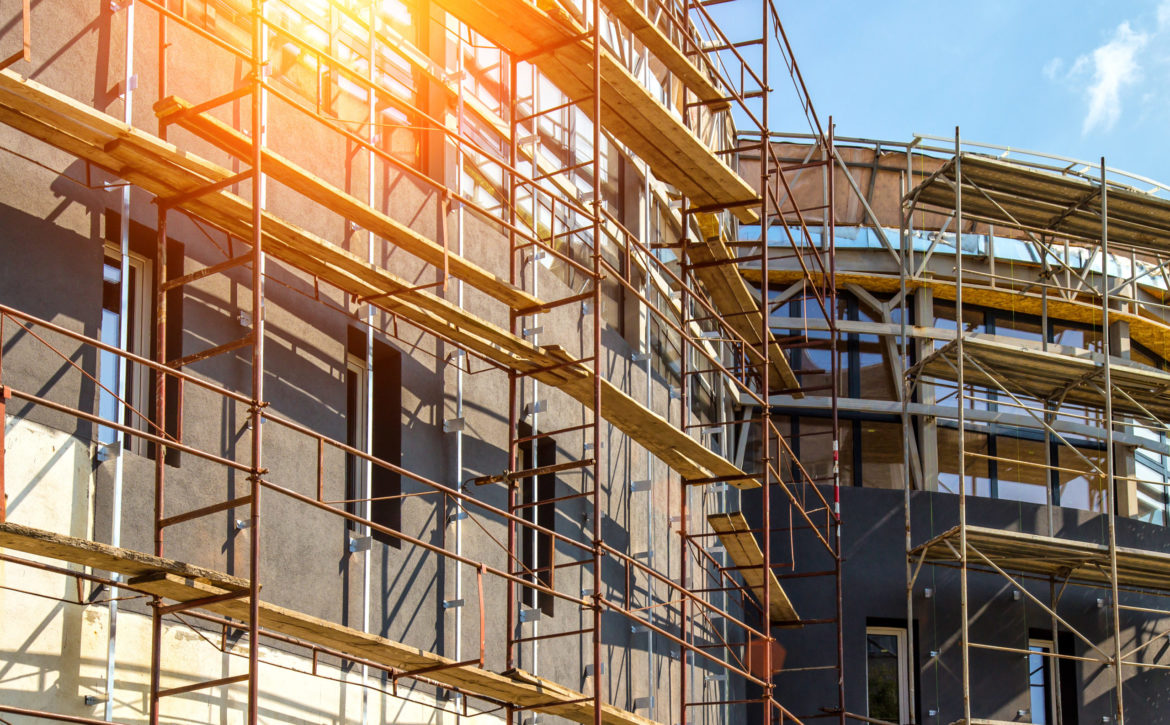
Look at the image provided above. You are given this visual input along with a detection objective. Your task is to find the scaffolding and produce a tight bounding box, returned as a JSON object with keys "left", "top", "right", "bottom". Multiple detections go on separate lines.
{"left": 0, "top": 1, "right": 842, "bottom": 725}
{"left": 900, "top": 130, "right": 1170, "bottom": 725}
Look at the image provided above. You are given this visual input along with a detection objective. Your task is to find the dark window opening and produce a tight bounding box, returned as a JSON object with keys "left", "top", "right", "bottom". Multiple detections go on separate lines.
{"left": 1029, "top": 629, "right": 1078, "bottom": 725}
{"left": 345, "top": 327, "right": 402, "bottom": 547}
{"left": 518, "top": 423, "right": 555, "bottom": 616}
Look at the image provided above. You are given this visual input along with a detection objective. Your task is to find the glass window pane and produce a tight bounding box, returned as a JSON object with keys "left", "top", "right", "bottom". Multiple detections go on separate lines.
{"left": 867, "top": 632, "right": 901, "bottom": 721}
{"left": 860, "top": 422, "right": 905, "bottom": 490}
{"left": 937, "top": 428, "right": 991, "bottom": 497}
{"left": 1028, "top": 643, "right": 1050, "bottom": 725}
{"left": 995, "top": 436, "right": 1050, "bottom": 507}
{"left": 1057, "top": 447, "right": 1106, "bottom": 512}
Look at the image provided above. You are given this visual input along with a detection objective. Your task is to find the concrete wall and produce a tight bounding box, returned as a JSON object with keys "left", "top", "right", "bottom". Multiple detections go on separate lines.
{"left": 0, "top": 2, "right": 746, "bottom": 723}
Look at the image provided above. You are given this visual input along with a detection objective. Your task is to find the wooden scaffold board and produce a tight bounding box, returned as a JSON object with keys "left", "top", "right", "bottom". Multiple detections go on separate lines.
{"left": 430, "top": 0, "right": 760, "bottom": 223}
{"left": 916, "top": 333, "right": 1170, "bottom": 421}
{"left": 912, "top": 524, "right": 1170, "bottom": 592}
{"left": 598, "top": 0, "right": 728, "bottom": 111}
{"left": 0, "top": 69, "right": 758, "bottom": 489}
{"left": 0, "top": 522, "right": 659, "bottom": 725}
{"left": 707, "top": 512, "right": 800, "bottom": 625}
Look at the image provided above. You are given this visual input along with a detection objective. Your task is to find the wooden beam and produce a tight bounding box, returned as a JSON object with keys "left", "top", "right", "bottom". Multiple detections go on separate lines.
{"left": 707, "top": 512, "right": 800, "bottom": 625}
{"left": 430, "top": 0, "right": 759, "bottom": 223}
{"left": 0, "top": 523, "right": 658, "bottom": 725}
{"left": 0, "top": 70, "right": 758, "bottom": 488}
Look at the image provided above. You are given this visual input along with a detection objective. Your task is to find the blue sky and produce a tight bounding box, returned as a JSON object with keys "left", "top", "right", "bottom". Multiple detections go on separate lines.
{"left": 756, "top": 1, "right": 1170, "bottom": 187}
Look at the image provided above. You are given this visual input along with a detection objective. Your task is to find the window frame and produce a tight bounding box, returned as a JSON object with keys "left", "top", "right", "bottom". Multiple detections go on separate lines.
{"left": 100, "top": 243, "right": 153, "bottom": 453}
{"left": 865, "top": 625, "right": 909, "bottom": 724}
{"left": 344, "top": 351, "right": 368, "bottom": 532}
{"left": 1027, "top": 638, "right": 1056, "bottom": 725}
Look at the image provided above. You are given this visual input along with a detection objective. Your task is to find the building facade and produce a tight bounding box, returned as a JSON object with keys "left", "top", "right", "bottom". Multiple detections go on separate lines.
{"left": 0, "top": 1, "right": 839, "bottom": 724}
{"left": 765, "top": 136, "right": 1170, "bottom": 724}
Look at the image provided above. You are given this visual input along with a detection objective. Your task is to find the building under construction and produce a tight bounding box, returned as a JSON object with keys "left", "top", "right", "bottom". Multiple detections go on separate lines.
{"left": 1, "top": 1, "right": 1169, "bottom": 724}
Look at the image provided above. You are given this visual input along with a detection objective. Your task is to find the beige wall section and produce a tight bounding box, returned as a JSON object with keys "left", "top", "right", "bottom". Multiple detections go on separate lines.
{"left": 1, "top": 414, "right": 96, "bottom": 721}
{"left": 0, "top": 416, "right": 501, "bottom": 724}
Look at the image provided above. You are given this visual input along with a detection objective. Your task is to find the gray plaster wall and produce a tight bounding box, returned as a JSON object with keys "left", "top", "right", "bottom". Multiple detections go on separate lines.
{"left": 0, "top": 1, "right": 747, "bottom": 723}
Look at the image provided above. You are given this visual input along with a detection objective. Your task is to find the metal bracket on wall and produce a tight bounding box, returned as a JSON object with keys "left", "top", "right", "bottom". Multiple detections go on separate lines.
{"left": 96, "top": 439, "right": 122, "bottom": 463}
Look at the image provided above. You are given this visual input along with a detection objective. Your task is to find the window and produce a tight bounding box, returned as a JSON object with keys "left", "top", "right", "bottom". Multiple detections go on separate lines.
{"left": 344, "top": 352, "right": 367, "bottom": 532}
{"left": 345, "top": 327, "right": 402, "bottom": 546}
{"left": 518, "top": 424, "right": 555, "bottom": 616}
{"left": 866, "top": 626, "right": 909, "bottom": 724}
{"left": 102, "top": 212, "right": 183, "bottom": 465}
{"left": 1027, "top": 639, "right": 1054, "bottom": 724}
{"left": 99, "top": 245, "right": 152, "bottom": 453}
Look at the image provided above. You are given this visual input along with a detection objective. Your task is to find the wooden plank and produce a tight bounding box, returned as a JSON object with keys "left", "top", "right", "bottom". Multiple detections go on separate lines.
{"left": 693, "top": 212, "right": 800, "bottom": 394}
{"left": 912, "top": 524, "right": 1170, "bottom": 592}
{"left": 0, "top": 70, "right": 759, "bottom": 488}
{"left": 918, "top": 334, "right": 1170, "bottom": 420}
{"left": 707, "top": 512, "right": 799, "bottom": 624}
{"left": 154, "top": 96, "right": 539, "bottom": 313}
{"left": 912, "top": 154, "right": 1170, "bottom": 254}
{"left": 0, "top": 521, "right": 249, "bottom": 589}
{"left": 429, "top": 0, "right": 759, "bottom": 223}
{"left": 0, "top": 523, "right": 658, "bottom": 725}
{"left": 599, "top": 0, "right": 728, "bottom": 110}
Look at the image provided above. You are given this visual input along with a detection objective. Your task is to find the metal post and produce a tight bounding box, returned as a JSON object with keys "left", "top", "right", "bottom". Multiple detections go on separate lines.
{"left": 760, "top": 2, "right": 773, "bottom": 720}
{"left": 246, "top": 0, "right": 266, "bottom": 720}
{"left": 955, "top": 128, "right": 971, "bottom": 725}
{"left": 900, "top": 143, "right": 917, "bottom": 725}
{"left": 827, "top": 119, "right": 845, "bottom": 725}
{"left": 360, "top": 5, "right": 376, "bottom": 720}
{"left": 590, "top": 2, "right": 604, "bottom": 723}
{"left": 106, "top": 0, "right": 135, "bottom": 712}
{"left": 505, "top": 53, "right": 519, "bottom": 718}
{"left": 148, "top": 201, "right": 168, "bottom": 725}
{"left": 1101, "top": 158, "right": 1125, "bottom": 725}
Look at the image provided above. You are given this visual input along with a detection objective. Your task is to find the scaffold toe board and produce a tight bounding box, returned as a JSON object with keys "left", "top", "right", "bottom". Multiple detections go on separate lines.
{"left": 153, "top": 96, "right": 541, "bottom": 314}
{"left": 693, "top": 212, "right": 801, "bottom": 394}
{"left": 0, "top": 68, "right": 759, "bottom": 491}
{"left": 430, "top": 0, "right": 760, "bottom": 223}
{"left": 598, "top": 0, "right": 729, "bottom": 111}
{"left": 0, "top": 522, "right": 660, "bottom": 725}
{"left": 916, "top": 334, "right": 1170, "bottom": 421}
{"left": 707, "top": 512, "right": 800, "bottom": 624}
{"left": 911, "top": 153, "right": 1170, "bottom": 251}
{"left": 911, "top": 524, "right": 1170, "bottom": 591}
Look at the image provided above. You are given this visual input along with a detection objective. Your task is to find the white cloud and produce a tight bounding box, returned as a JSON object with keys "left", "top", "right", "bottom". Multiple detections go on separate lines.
{"left": 1042, "top": 57, "right": 1064, "bottom": 81}
{"left": 1079, "top": 22, "right": 1148, "bottom": 134}
{"left": 1045, "top": 4, "right": 1170, "bottom": 136}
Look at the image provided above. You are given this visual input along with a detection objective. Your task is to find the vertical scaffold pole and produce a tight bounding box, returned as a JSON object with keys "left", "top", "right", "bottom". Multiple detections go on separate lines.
{"left": 246, "top": 0, "right": 266, "bottom": 720}
{"left": 760, "top": 1, "right": 774, "bottom": 720}
{"left": 955, "top": 127, "right": 971, "bottom": 725}
{"left": 827, "top": 119, "right": 845, "bottom": 725}
{"left": 590, "top": 1, "right": 604, "bottom": 723}
{"left": 1101, "top": 158, "right": 1125, "bottom": 725}
{"left": 505, "top": 54, "right": 519, "bottom": 689}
